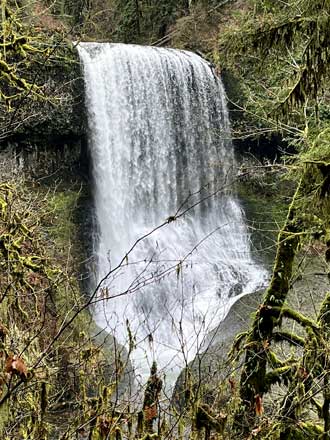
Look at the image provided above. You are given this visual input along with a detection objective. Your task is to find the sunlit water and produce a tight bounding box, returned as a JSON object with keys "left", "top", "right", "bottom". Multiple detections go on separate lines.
{"left": 78, "top": 43, "right": 268, "bottom": 388}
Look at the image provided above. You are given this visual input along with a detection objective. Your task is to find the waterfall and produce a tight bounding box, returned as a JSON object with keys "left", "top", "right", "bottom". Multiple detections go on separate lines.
{"left": 78, "top": 43, "right": 267, "bottom": 385}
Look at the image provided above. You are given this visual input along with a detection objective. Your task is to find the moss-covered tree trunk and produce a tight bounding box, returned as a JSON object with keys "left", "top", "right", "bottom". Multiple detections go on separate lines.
{"left": 234, "top": 180, "right": 303, "bottom": 433}
{"left": 230, "top": 158, "right": 330, "bottom": 435}
{"left": 277, "top": 291, "right": 330, "bottom": 439}
{"left": 313, "top": 293, "right": 330, "bottom": 439}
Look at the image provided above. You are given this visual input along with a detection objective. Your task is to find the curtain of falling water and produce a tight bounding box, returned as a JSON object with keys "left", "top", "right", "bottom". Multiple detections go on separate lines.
{"left": 78, "top": 43, "right": 267, "bottom": 385}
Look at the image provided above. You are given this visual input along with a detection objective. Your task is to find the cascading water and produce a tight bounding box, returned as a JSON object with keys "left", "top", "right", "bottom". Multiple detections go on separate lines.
{"left": 78, "top": 43, "right": 267, "bottom": 386}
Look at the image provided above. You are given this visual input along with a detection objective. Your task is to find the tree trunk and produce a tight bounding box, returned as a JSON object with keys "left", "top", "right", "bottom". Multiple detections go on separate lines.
{"left": 234, "top": 179, "right": 303, "bottom": 433}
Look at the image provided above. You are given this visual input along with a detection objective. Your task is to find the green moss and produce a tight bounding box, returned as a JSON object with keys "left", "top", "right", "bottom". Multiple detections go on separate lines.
{"left": 0, "top": 402, "right": 9, "bottom": 436}
{"left": 280, "top": 307, "right": 318, "bottom": 331}
{"left": 47, "top": 190, "right": 79, "bottom": 254}
{"left": 265, "top": 365, "right": 293, "bottom": 389}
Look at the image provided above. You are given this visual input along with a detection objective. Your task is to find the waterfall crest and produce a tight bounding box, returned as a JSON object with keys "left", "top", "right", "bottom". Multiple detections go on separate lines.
{"left": 78, "top": 43, "right": 267, "bottom": 383}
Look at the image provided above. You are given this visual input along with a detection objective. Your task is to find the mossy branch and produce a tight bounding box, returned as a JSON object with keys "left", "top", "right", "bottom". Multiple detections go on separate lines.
{"left": 280, "top": 307, "right": 319, "bottom": 331}
{"left": 272, "top": 331, "right": 305, "bottom": 347}
{"left": 265, "top": 365, "right": 293, "bottom": 390}
{"left": 267, "top": 350, "right": 288, "bottom": 368}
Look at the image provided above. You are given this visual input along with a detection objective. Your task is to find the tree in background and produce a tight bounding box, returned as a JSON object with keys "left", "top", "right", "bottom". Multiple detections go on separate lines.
{"left": 96, "top": 0, "right": 188, "bottom": 44}
{"left": 48, "top": 0, "right": 204, "bottom": 44}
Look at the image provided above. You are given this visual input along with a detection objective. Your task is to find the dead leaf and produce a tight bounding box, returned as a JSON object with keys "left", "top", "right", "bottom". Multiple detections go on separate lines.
{"left": 5, "top": 355, "right": 28, "bottom": 380}
{"left": 262, "top": 340, "right": 270, "bottom": 350}
{"left": 98, "top": 416, "right": 111, "bottom": 436}
{"left": 298, "top": 366, "right": 309, "bottom": 380}
{"left": 255, "top": 394, "right": 264, "bottom": 416}
{"left": 100, "top": 286, "right": 109, "bottom": 299}
{"left": 228, "top": 377, "right": 236, "bottom": 392}
{"left": 249, "top": 426, "right": 262, "bottom": 438}
{"left": 144, "top": 404, "right": 157, "bottom": 421}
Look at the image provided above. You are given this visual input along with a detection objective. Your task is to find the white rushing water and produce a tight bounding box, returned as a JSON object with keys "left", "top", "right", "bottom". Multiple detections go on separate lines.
{"left": 78, "top": 43, "right": 267, "bottom": 386}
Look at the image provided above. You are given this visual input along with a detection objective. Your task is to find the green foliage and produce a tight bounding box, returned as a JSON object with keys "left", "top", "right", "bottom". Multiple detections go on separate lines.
{"left": 46, "top": 189, "right": 80, "bottom": 260}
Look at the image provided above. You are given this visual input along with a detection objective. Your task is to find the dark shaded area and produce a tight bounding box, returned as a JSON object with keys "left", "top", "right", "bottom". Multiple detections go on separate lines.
{"left": 222, "top": 69, "right": 295, "bottom": 161}
{"left": 233, "top": 134, "right": 289, "bottom": 161}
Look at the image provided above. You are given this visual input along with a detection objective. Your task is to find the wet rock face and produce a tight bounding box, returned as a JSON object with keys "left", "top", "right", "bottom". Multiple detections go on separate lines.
{"left": 1, "top": 138, "right": 85, "bottom": 181}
